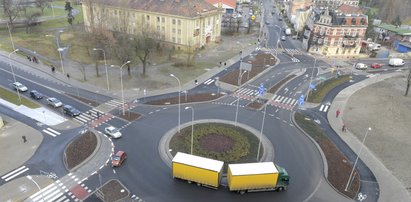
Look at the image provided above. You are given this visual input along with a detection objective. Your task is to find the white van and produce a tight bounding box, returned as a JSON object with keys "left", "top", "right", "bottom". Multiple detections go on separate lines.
{"left": 355, "top": 63, "right": 367, "bottom": 70}
{"left": 389, "top": 58, "right": 405, "bottom": 67}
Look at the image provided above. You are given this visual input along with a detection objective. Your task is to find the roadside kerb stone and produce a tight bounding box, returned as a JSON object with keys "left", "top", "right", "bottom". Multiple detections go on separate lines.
{"left": 158, "top": 119, "right": 274, "bottom": 168}
{"left": 327, "top": 72, "right": 411, "bottom": 202}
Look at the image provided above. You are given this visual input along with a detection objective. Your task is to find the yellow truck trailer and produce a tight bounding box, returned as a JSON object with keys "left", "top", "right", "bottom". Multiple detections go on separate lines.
{"left": 172, "top": 152, "right": 224, "bottom": 189}
{"left": 227, "top": 162, "right": 289, "bottom": 194}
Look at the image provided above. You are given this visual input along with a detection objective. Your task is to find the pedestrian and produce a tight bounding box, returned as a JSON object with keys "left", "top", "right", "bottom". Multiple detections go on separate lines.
{"left": 336, "top": 109, "right": 341, "bottom": 118}
{"left": 22, "top": 136, "right": 27, "bottom": 143}
{"left": 219, "top": 61, "right": 222, "bottom": 66}
{"left": 66, "top": 73, "right": 70, "bottom": 79}
{"left": 51, "top": 65, "right": 55, "bottom": 73}
{"left": 27, "top": 56, "right": 31, "bottom": 61}
{"left": 33, "top": 56, "right": 38, "bottom": 64}
{"left": 342, "top": 124, "right": 346, "bottom": 132}
{"left": 224, "top": 62, "right": 226, "bottom": 66}
{"left": 195, "top": 79, "right": 198, "bottom": 85}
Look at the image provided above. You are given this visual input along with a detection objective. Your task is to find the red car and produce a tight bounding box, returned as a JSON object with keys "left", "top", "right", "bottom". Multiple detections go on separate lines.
{"left": 371, "top": 63, "right": 382, "bottom": 69}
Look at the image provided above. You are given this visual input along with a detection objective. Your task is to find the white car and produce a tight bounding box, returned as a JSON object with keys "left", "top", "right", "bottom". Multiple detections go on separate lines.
{"left": 355, "top": 63, "right": 367, "bottom": 70}
{"left": 105, "top": 126, "right": 122, "bottom": 139}
{"left": 12, "top": 82, "right": 28, "bottom": 92}
{"left": 47, "top": 97, "right": 63, "bottom": 108}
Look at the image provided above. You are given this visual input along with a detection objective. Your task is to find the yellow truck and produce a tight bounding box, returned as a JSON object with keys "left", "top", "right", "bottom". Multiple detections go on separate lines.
{"left": 227, "top": 162, "right": 289, "bottom": 194}
{"left": 172, "top": 152, "right": 224, "bottom": 189}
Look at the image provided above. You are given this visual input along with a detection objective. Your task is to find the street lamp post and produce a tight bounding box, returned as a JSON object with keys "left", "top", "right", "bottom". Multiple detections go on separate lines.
{"left": 46, "top": 31, "right": 65, "bottom": 74}
{"left": 345, "top": 127, "right": 372, "bottom": 192}
{"left": 256, "top": 104, "right": 268, "bottom": 161}
{"left": 93, "top": 48, "right": 110, "bottom": 91}
{"left": 235, "top": 70, "right": 248, "bottom": 127}
{"left": 111, "top": 61, "right": 130, "bottom": 116}
{"left": 306, "top": 57, "right": 317, "bottom": 101}
{"left": 185, "top": 106, "right": 194, "bottom": 155}
{"left": 170, "top": 74, "right": 181, "bottom": 132}
{"left": 26, "top": 175, "right": 44, "bottom": 202}
{"left": 9, "top": 49, "right": 21, "bottom": 102}
{"left": 7, "top": 22, "right": 15, "bottom": 50}
{"left": 274, "top": 25, "right": 282, "bottom": 57}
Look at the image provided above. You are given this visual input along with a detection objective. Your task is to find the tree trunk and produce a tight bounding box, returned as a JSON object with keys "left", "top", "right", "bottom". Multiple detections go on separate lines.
{"left": 127, "top": 63, "right": 131, "bottom": 76}
{"left": 95, "top": 61, "right": 100, "bottom": 77}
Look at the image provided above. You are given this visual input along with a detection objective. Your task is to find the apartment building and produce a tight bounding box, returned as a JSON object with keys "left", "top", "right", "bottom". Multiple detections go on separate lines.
{"left": 312, "top": 0, "right": 359, "bottom": 9}
{"left": 82, "top": 0, "right": 222, "bottom": 50}
{"left": 303, "top": 7, "right": 368, "bottom": 57}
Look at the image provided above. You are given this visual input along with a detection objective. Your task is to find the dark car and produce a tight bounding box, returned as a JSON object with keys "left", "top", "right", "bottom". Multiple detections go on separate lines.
{"left": 112, "top": 151, "right": 127, "bottom": 167}
{"left": 29, "top": 90, "right": 43, "bottom": 100}
{"left": 62, "top": 105, "right": 81, "bottom": 117}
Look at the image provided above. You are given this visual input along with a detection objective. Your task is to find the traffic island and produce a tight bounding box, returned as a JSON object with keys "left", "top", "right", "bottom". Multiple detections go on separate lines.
{"left": 294, "top": 112, "right": 360, "bottom": 199}
{"left": 64, "top": 130, "right": 98, "bottom": 170}
{"left": 94, "top": 179, "right": 129, "bottom": 202}
{"left": 144, "top": 93, "right": 224, "bottom": 105}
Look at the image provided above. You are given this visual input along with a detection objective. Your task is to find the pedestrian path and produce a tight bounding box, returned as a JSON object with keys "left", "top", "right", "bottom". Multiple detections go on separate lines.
{"left": 284, "top": 48, "right": 305, "bottom": 56}
{"left": 73, "top": 109, "right": 105, "bottom": 125}
{"left": 1, "top": 166, "right": 29, "bottom": 182}
{"left": 203, "top": 78, "right": 215, "bottom": 86}
{"left": 42, "top": 127, "right": 61, "bottom": 137}
{"left": 26, "top": 173, "right": 92, "bottom": 202}
{"left": 226, "top": 89, "right": 299, "bottom": 110}
{"left": 319, "top": 104, "right": 330, "bottom": 112}
{"left": 103, "top": 99, "right": 123, "bottom": 108}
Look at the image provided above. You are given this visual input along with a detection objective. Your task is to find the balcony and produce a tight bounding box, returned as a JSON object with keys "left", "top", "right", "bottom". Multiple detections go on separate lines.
{"left": 344, "top": 34, "right": 357, "bottom": 38}
{"left": 342, "top": 42, "right": 356, "bottom": 48}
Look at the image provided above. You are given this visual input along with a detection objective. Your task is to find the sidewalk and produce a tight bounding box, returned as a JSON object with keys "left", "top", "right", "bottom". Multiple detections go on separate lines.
{"left": 327, "top": 72, "right": 411, "bottom": 202}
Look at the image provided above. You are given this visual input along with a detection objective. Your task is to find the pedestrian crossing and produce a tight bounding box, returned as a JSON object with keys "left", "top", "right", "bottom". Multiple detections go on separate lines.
{"left": 284, "top": 48, "right": 304, "bottom": 56}
{"left": 73, "top": 109, "right": 105, "bottom": 124}
{"left": 203, "top": 79, "right": 215, "bottom": 85}
{"left": 104, "top": 99, "right": 123, "bottom": 107}
{"left": 229, "top": 88, "right": 298, "bottom": 110}
{"left": 1, "top": 166, "right": 29, "bottom": 182}
{"left": 319, "top": 104, "right": 330, "bottom": 112}
{"left": 27, "top": 173, "right": 92, "bottom": 202}
{"left": 291, "top": 57, "right": 300, "bottom": 62}
{"left": 42, "top": 127, "right": 61, "bottom": 137}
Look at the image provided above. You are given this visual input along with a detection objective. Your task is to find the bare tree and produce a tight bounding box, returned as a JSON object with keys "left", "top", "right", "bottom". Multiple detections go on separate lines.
{"left": 35, "top": 0, "right": 49, "bottom": 14}
{"left": 131, "top": 25, "right": 160, "bottom": 75}
{"left": 112, "top": 32, "right": 134, "bottom": 76}
{"left": 21, "top": 7, "right": 41, "bottom": 33}
{"left": 1, "top": 0, "right": 23, "bottom": 31}
{"left": 186, "top": 40, "right": 199, "bottom": 67}
{"left": 405, "top": 67, "right": 411, "bottom": 96}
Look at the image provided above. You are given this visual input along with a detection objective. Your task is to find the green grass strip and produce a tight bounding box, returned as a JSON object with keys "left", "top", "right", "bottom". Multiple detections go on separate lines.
{"left": 0, "top": 87, "right": 40, "bottom": 109}
{"left": 294, "top": 112, "right": 326, "bottom": 141}
{"left": 307, "top": 75, "right": 350, "bottom": 103}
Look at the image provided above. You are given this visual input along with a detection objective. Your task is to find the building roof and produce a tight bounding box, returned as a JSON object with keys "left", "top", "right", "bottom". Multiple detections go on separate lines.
{"left": 206, "top": 0, "right": 237, "bottom": 8}
{"left": 337, "top": 4, "right": 363, "bottom": 15}
{"left": 228, "top": 162, "right": 278, "bottom": 176}
{"left": 378, "top": 23, "right": 411, "bottom": 36}
{"left": 172, "top": 152, "right": 224, "bottom": 172}
{"left": 94, "top": 0, "right": 219, "bottom": 18}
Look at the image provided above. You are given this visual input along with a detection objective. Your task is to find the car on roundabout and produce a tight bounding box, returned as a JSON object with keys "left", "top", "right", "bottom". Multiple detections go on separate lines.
{"left": 355, "top": 63, "right": 367, "bottom": 70}
{"left": 370, "top": 63, "right": 382, "bottom": 69}
{"left": 112, "top": 150, "right": 127, "bottom": 167}
{"left": 29, "top": 90, "right": 43, "bottom": 100}
{"left": 105, "top": 126, "right": 122, "bottom": 139}
{"left": 62, "top": 105, "right": 81, "bottom": 117}
{"left": 47, "top": 97, "right": 63, "bottom": 108}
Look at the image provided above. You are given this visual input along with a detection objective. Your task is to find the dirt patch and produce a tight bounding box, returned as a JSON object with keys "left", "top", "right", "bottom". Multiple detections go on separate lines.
{"left": 116, "top": 111, "right": 141, "bottom": 122}
{"left": 145, "top": 93, "right": 223, "bottom": 105}
{"left": 268, "top": 74, "right": 296, "bottom": 94}
{"left": 343, "top": 76, "right": 411, "bottom": 192}
{"left": 66, "top": 94, "right": 99, "bottom": 107}
{"left": 199, "top": 133, "right": 235, "bottom": 152}
{"left": 247, "top": 99, "right": 267, "bottom": 109}
{"left": 65, "top": 131, "right": 97, "bottom": 170}
{"left": 220, "top": 53, "right": 276, "bottom": 85}
{"left": 96, "top": 179, "right": 129, "bottom": 202}
{"left": 294, "top": 113, "right": 359, "bottom": 199}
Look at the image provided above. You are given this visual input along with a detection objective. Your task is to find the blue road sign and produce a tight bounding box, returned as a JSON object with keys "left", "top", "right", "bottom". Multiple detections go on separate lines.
{"left": 298, "top": 95, "right": 305, "bottom": 106}
{"left": 309, "top": 83, "right": 316, "bottom": 89}
{"left": 259, "top": 84, "right": 265, "bottom": 95}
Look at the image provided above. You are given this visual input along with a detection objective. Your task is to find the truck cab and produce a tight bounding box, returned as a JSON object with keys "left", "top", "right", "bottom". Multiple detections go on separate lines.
{"left": 276, "top": 165, "right": 290, "bottom": 191}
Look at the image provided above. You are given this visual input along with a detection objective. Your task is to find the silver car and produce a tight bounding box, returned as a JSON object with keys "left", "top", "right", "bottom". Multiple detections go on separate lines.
{"left": 105, "top": 126, "right": 122, "bottom": 139}
{"left": 47, "top": 97, "right": 63, "bottom": 108}
{"left": 12, "top": 82, "right": 28, "bottom": 92}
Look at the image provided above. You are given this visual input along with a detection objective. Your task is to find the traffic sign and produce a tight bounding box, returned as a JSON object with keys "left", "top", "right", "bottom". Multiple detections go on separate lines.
{"left": 298, "top": 94, "right": 305, "bottom": 106}
{"left": 309, "top": 83, "right": 316, "bottom": 89}
{"left": 258, "top": 84, "right": 265, "bottom": 95}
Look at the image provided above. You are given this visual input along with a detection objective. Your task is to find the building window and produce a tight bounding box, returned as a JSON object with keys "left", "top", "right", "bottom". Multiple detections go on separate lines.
{"left": 341, "top": 29, "right": 345, "bottom": 36}
{"left": 157, "top": 17, "right": 160, "bottom": 22}
{"left": 146, "top": 15, "right": 150, "bottom": 21}
{"left": 172, "top": 28, "right": 176, "bottom": 33}
{"left": 162, "top": 27, "right": 165, "bottom": 32}
{"left": 352, "top": 30, "right": 357, "bottom": 37}
{"left": 172, "top": 37, "right": 176, "bottom": 43}
{"left": 178, "top": 19, "right": 181, "bottom": 25}
{"left": 133, "top": 13, "right": 135, "bottom": 17}
{"left": 178, "top": 29, "right": 181, "bottom": 35}
{"left": 162, "top": 17, "right": 165, "bottom": 23}
{"left": 338, "top": 38, "right": 342, "bottom": 45}
{"left": 178, "top": 38, "right": 181, "bottom": 44}
{"left": 114, "top": 10, "right": 117, "bottom": 15}
{"left": 208, "top": 18, "right": 210, "bottom": 25}
{"left": 157, "top": 26, "right": 160, "bottom": 32}
{"left": 172, "top": 19, "right": 176, "bottom": 25}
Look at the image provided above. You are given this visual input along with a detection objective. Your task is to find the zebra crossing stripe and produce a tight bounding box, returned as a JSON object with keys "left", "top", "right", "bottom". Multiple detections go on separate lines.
{"left": 47, "top": 128, "right": 60, "bottom": 135}
{"left": 277, "top": 96, "right": 285, "bottom": 102}
{"left": 285, "top": 98, "right": 293, "bottom": 105}
{"left": 204, "top": 79, "right": 215, "bottom": 85}
{"left": 78, "top": 114, "right": 91, "bottom": 121}
{"left": 74, "top": 116, "right": 88, "bottom": 123}
{"left": 323, "top": 105, "right": 329, "bottom": 112}
{"left": 319, "top": 105, "right": 325, "bottom": 111}
{"left": 43, "top": 129, "right": 57, "bottom": 137}
{"left": 283, "top": 97, "right": 289, "bottom": 104}
{"left": 2, "top": 166, "right": 29, "bottom": 181}
{"left": 80, "top": 113, "right": 93, "bottom": 119}
{"left": 271, "top": 94, "right": 278, "bottom": 100}
{"left": 289, "top": 99, "right": 297, "bottom": 106}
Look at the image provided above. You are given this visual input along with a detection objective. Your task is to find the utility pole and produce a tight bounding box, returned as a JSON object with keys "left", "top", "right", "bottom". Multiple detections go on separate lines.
{"left": 405, "top": 67, "right": 411, "bottom": 96}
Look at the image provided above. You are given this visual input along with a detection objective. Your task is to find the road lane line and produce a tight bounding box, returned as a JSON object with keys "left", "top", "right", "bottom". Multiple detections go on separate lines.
{"left": 2, "top": 166, "right": 27, "bottom": 179}
{"left": 4, "top": 167, "right": 29, "bottom": 181}
{"left": 43, "top": 129, "right": 57, "bottom": 137}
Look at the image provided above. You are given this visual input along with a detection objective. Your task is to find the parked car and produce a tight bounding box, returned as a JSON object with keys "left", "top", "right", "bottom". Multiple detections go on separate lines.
{"left": 104, "top": 126, "right": 122, "bottom": 139}
{"left": 355, "top": 63, "right": 367, "bottom": 70}
{"left": 47, "top": 97, "right": 63, "bottom": 108}
{"left": 370, "top": 63, "right": 382, "bottom": 69}
{"left": 389, "top": 58, "right": 405, "bottom": 67}
{"left": 62, "top": 105, "right": 81, "bottom": 117}
{"left": 112, "top": 151, "right": 127, "bottom": 167}
{"left": 29, "top": 90, "right": 43, "bottom": 100}
{"left": 281, "top": 36, "right": 286, "bottom": 41}
{"left": 11, "top": 82, "right": 28, "bottom": 92}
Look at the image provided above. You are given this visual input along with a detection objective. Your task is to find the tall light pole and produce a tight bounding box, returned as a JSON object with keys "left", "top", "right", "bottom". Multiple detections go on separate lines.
{"left": 46, "top": 31, "right": 65, "bottom": 74}
{"left": 93, "top": 48, "right": 109, "bottom": 91}
{"left": 111, "top": 61, "right": 130, "bottom": 116}
{"left": 274, "top": 25, "right": 282, "bottom": 57}
{"left": 7, "top": 22, "right": 15, "bottom": 50}
{"left": 237, "top": 50, "right": 243, "bottom": 84}
{"left": 170, "top": 74, "right": 181, "bottom": 132}
{"left": 306, "top": 57, "right": 317, "bottom": 101}
{"left": 185, "top": 106, "right": 194, "bottom": 155}
{"left": 345, "top": 127, "right": 372, "bottom": 192}
{"left": 235, "top": 70, "right": 248, "bottom": 127}
{"left": 256, "top": 104, "right": 268, "bottom": 161}
{"left": 9, "top": 49, "right": 21, "bottom": 102}
{"left": 26, "top": 175, "right": 44, "bottom": 202}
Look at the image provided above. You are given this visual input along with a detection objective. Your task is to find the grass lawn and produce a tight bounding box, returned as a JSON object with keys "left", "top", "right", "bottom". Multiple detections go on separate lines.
{"left": 307, "top": 75, "right": 350, "bottom": 103}
{"left": 0, "top": 87, "right": 40, "bottom": 109}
